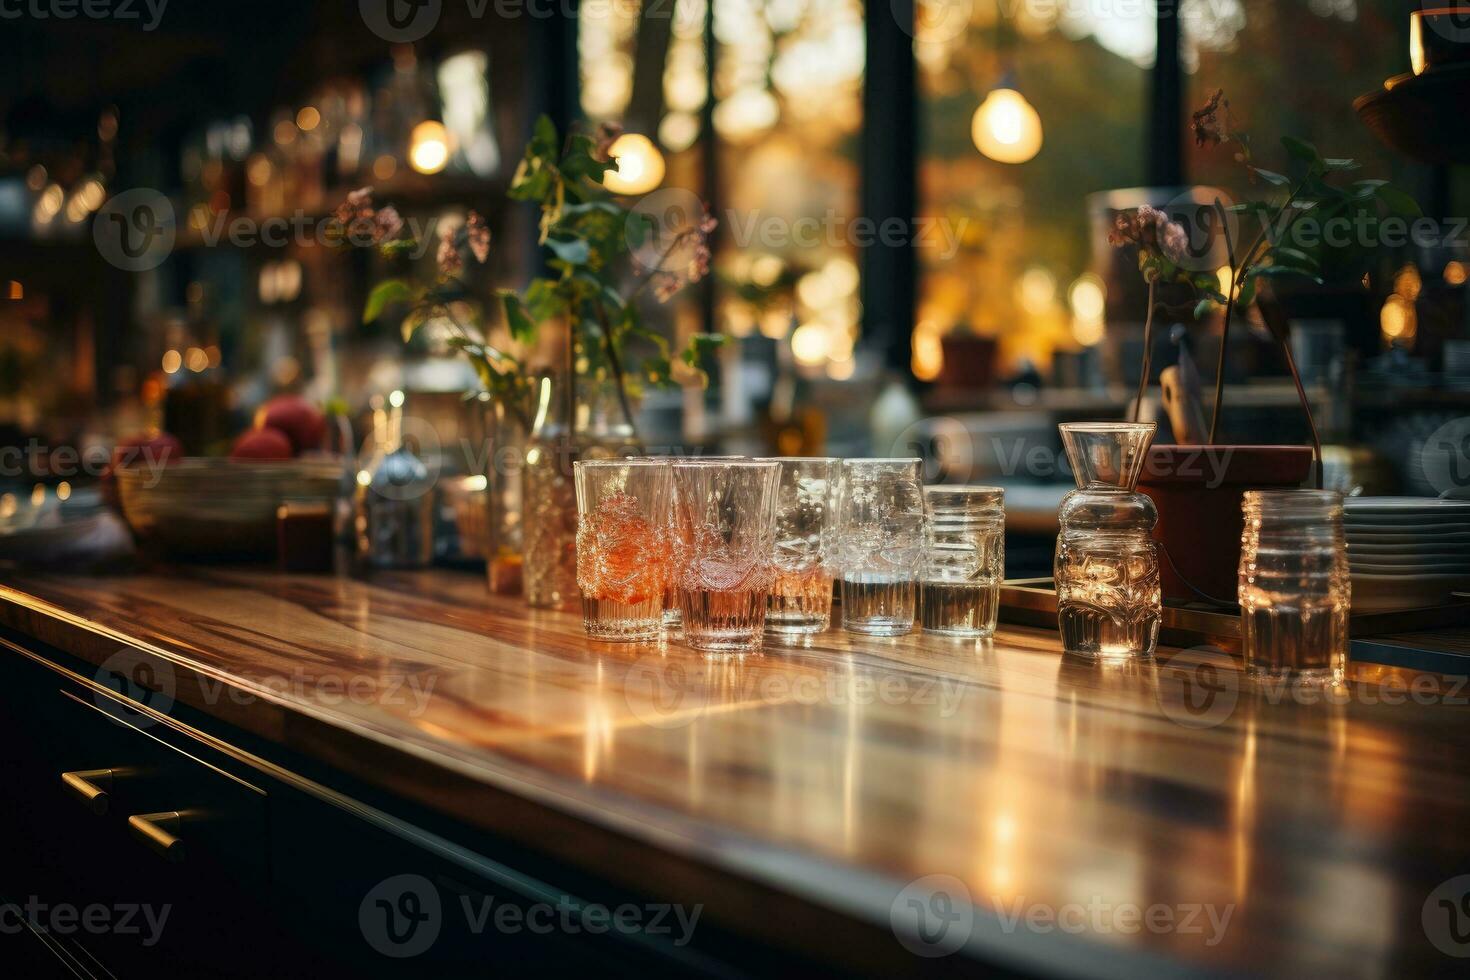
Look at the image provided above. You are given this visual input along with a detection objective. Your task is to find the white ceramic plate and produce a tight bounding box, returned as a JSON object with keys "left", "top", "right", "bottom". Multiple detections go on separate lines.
{"left": 1350, "top": 573, "right": 1470, "bottom": 612}
{"left": 1345, "top": 497, "right": 1470, "bottom": 513}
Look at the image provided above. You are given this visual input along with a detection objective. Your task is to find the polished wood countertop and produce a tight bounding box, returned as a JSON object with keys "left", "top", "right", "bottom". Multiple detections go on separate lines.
{"left": 1, "top": 567, "right": 1468, "bottom": 977}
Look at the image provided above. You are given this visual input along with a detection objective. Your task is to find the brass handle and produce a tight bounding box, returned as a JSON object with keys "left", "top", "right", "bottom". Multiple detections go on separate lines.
{"left": 62, "top": 769, "right": 115, "bottom": 815}
{"left": 128, "top": 811, "right": 185, "bottom": 863}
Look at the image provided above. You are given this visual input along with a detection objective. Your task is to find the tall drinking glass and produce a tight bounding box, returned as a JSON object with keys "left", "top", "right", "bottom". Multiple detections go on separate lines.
{"left": 1239, "top": 489, "right": 1349, "bottom": 684}
{"left": 634, "top": 454, "right": 744, "bottom": 630}
{"left": 921, "top": 486, "right": 1005, "bottom": 637}
{"left": 671, "top": 460, "right": 781, "bottom": 653}
{"left": 765, "top": 457, "right": 839, "bottom": 636}
{"left": 833, "top": 458, "right": 926, "bottom": 636}
{"left": 574, "top": 459, "right": 671, "bottom": 641}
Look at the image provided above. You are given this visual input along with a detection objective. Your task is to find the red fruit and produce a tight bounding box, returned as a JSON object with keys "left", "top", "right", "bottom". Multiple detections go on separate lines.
{"left": 230, "top": 426, "right": 294, "bottom": 460}
{"left": 254, "top": 395, "right": 326, "bottom": 455}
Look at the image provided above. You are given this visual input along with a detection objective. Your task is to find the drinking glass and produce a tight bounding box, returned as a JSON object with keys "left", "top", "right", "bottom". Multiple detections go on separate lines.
{"left": 671, "top": 460, "right": 781, "bottom": 653}
{"left": 1055, "top": 422, "right": 1161, "bottom": 659}
{"left": 921, "top": 486, "right": 1005, "bottom": 637}
{"left": 832, "top": 458, "right": 926, "bottom": 636}
{"left": 765, "top": 457, "right": 839, "bottom": 636}
{"left": 574, "top": 459, "right": 672, "bottom": 641}
{"left": 1239, "top": 489, "right": 1350, "bottom": 684}
{"left": 631, "top": 455, "right": 744, "bottom": 630}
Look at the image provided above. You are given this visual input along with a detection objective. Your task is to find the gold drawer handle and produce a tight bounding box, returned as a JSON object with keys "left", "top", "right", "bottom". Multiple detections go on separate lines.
{"left": 61, "top": 769, "right": 115, "bottom": 816}
{"left": 128, "top": 811, "right": 186, "bottom": 864}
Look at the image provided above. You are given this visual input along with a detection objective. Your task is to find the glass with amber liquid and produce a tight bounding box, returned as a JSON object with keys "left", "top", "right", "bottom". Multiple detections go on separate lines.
{"left": 574, "top": 460, "right": 671, "bottom": 641}
{"left": 765, "top": 457, "right": 838, "bottom": 636}
{"left": 671, "top": 460, "right": 781, "bottom": 653}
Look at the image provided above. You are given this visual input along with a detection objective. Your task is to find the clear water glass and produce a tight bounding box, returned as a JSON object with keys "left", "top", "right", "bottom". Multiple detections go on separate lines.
{"left": 574, "top": 459, "right": 672, "bottom": 641}
{"left": 671, "top": 460, "right": 781, "bottom": 653}
{"left": 1055, "top": 423, "right": 1161, "bottom": 659}
{"left": 1239, "top": 490, "right": 1349, "bottom": 684}
{"left": 921, "top": 486, "right": 1005, "bottom": 637}
{"left": 765, "top": 457, "right": 839, "bottom": 636}
{"left": 833, "top": 458, "right": 926, "bottom": 636}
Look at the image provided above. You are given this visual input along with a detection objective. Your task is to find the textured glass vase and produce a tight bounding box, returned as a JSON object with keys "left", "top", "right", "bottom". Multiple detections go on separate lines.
{"left": 523, "top": 374, "right": 637, "bottom": 610}
{"left": 1055, "top": 423, "right": 1161, "bottom": 659}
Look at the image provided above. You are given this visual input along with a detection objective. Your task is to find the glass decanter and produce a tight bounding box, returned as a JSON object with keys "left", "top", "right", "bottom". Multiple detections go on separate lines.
{"left": 1055, "top": 423, "right": 1161, "bottom": 659}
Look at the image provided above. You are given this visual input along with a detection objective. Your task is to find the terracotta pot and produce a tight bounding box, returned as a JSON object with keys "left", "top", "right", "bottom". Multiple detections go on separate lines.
{"left": 1139, "top": 446, "right": 1314, "bottom": 604}
{"left": 937, "top": 335, "right": 997, "bottom": 391}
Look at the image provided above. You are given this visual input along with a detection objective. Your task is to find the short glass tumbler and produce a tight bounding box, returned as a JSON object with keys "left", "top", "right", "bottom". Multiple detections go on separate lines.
{"left": 639, "top": 455, "right": 743, "bottom": 631}
{"left": 671, "top": 460, "right": 781, "bottom": 653}
{"left": 1054, "top": 423, "right": 1162, "bottom": 659}
{"left": 921, "top": 487, "right": 1005, "bottom": 637}
{"left": 766, "top": 457, "right": 839, "bottom": 635}
{"left": 1239, "top": 490, "right": 1350, "bottom": 684}
{"left": 833, "top": 458, "right": 926, "bottom": 636}
{"left": 574, "top": 459, "right": 672, "bottom": 641}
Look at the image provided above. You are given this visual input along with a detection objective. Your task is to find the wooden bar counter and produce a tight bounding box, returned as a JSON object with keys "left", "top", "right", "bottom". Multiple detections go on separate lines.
{"left": 0, "top": 566, "right": 1467, "bottom": 977}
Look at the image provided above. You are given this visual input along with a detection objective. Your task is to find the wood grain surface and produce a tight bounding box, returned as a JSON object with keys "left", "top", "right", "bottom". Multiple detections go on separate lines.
{"left": 1, "top": 566, "right": 1467, "bottom": 978}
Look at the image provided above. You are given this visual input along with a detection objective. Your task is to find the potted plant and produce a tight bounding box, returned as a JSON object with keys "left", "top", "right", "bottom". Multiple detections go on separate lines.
{"left": 1109, "top": 90, "right": 1419, "bottom": 603}
{"left": 338, "top": 118, "right": 723, "bottom": 606}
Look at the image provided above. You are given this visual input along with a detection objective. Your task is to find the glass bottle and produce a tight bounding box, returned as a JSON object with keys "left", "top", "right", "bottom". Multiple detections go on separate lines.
{"left": 1055, "top": 423, "right": 1161, "bottom": 659}
{"left": 522, "top": 373, "right": 638, "bottom": 610}
{"left": 354, "top": 393, "right": 434, "bottom": 570}
{"left": 1239, "top": 490, "right": 1349, "bottom": 684}
{"left": 476, "top": 394, "right": 527, "bottom": 595}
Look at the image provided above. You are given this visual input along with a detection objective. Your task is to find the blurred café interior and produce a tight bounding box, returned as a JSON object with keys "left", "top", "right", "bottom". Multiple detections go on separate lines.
{"left": 0, "top": 0, "right": 1467, "bottom": 575}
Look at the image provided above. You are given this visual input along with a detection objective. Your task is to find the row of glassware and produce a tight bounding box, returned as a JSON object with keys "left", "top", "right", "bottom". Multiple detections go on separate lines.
{"left": 573, "top": 456, "right": 1004, "bottom": 653}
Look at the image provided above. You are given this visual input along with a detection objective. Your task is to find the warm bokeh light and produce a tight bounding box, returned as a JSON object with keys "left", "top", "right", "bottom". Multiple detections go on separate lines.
{"left": 372, "top": 155, "right": 398, "bottom": 181}
{"left": 161, "top": 350, "right": 182, "bottom": 374}
{"left": 971, "top": 88, "right": 1043, "bottom": 164}
{"left": 1072, "top": 316, "right": 1106, "bottom": 347}
{"left": 1068, "top": 275, "right": 1106, "bottom": 322}
{"left": 409, "top": 121, "right": 451, "bottom": 174}
{"left": 1381, "top": 294, "right": 1416, "bottom": 340}
{"left": 57, "top": 482, "right": 71, "bottom": 502}
{"left": 185, "top": 347, "right": 209, "bottom": 372}
{"left": 603, "top": 133, "right": 665, "bottom": 195}
{"left": 912, "top": 320, "right": 944, "bottom": 381}
{"left": 1446, "top": 261, "right": 1468, "bottom": 287}
{"left": 296, "top": 106, "right": 320, "bottom": 131}
{"left": 1017, "top": 267, "right": 1057, "bottom": 316}
{"left": 790, "top": 323, "right": 830, "bottom": 366}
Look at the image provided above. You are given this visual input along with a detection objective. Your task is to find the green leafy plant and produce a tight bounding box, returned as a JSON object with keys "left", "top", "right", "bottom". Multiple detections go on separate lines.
{"left": 1111, "top": 90, "right": 1420, "bottom": 485}
{"left": 343, "top": 117, "right": 723, "bottom": 436}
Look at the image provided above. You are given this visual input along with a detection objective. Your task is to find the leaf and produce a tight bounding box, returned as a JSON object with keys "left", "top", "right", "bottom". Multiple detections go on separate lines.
{"left": 1236, "top": 279, "right": 1256, "bottom": 308}
{"left": 680, "top": 333, "right": 726, "bottom": 368}
{"left": 1323, "top": 158, "right": 1360, "bottom": 172}
{"left": 1281, "top": 136, "right": 1320, "bottom": 164}
{"left": 1250, "top": 265, "right": 1323, "bottom": 284}
{"left": 1351, "top": 179, "right": 1388, "bottom": 200}
{"left": 1375, "top": 184, "right": 1422, "bottom": 218}
{"left": 1252, "top": 168, "right": 1291, "bottom": 187}
{"left": 1270, "top": 246, "right": 1320, "bottom": 271}
{"left": 545, "top": 236, "right": 590, "bottom": 265}
{"left": 365, "top": 279, "right": 414, "bottom": 325}
{"left": 1193, "top": 298, "right": 1216, "bottom": 321}
{"left": 498, "top": 292, "right": 538, "bottom": 346}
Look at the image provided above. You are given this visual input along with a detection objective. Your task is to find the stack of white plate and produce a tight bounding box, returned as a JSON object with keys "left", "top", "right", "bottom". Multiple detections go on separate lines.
{"left": 1346, "top": 497, "right": 1470, "bottom": 612}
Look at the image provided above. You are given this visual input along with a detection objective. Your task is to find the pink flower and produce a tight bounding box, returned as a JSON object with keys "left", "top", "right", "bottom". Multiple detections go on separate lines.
{"left": 465, "top": 210, "right": 491, "bottom": 264}
{"left": 375, "top": 205, "right": 404, "bottom": 242}
{"left": 1192, "top": 89, "right": 1227, "bottom": 148}
{"left": 1109, "top": 205, "right": 1187, "bottom": 265}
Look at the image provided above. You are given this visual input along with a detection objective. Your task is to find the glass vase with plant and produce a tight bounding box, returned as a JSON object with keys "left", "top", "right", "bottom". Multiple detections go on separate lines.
{"left": 337, "top": 117, "right": 723, "bottom": 607}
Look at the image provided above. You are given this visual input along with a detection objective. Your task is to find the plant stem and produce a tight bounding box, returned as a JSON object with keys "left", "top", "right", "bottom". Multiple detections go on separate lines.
{"left": 593, "top": 302, "right": 640, "bottom": 441}
{"left": 1132, "top": 280, "right": 1157, "bottom": 423}
{"left": 1278, "top": 326, "right": 1323, "bottom": 489}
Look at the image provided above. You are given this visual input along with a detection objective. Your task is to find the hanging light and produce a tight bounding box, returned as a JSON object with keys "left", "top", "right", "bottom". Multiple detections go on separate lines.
{"left": 409, "top": 121, "right": 451, "bottom": 175}
{"left": 971, "top": 84, "right": 1043, "bottom": 165}
{"left": 603, "top": 133, "right": 665, "bottom": 195}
